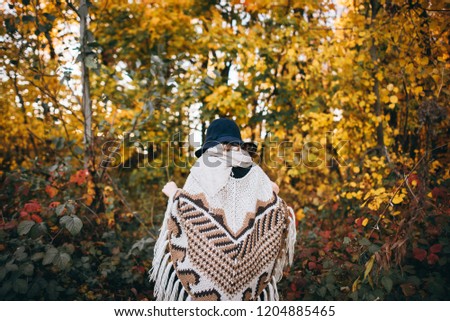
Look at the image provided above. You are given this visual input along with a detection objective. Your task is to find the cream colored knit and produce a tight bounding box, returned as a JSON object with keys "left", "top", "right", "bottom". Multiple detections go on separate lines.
{"left": 149, "top": 165, "right": 296, "bottom": 301}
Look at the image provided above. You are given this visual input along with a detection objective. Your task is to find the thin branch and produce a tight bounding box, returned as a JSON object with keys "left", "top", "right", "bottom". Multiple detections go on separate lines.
{"left": 105, "top": 173, "right": 157, "bottom": 240}
{"left": 368, "top": 143, "right": 449, "bottom": 238}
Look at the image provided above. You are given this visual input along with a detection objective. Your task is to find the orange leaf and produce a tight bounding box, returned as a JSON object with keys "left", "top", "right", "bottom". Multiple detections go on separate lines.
{"left": 70, "top": 169, "right": 89, "bottom": 185}
{"left": 45, "top": 185, "right": 59, "bottom": 198}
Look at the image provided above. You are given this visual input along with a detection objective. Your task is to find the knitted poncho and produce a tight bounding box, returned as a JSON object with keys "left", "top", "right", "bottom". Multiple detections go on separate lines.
{"left": 149, "top": 164, "right": 296, "bottom": 301}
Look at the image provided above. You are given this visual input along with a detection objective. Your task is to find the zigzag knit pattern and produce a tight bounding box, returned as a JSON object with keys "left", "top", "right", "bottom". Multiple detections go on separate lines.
{"left": 149, "top": 165, "right": 296, "bottom": 301}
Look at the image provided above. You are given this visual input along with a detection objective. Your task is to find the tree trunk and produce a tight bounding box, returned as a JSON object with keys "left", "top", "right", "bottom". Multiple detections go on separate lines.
{"left": 369, "top": 0, "right": 390, "bottom": 162}
{"left": 79, "top": 0, "right": 93, "bottom": 170}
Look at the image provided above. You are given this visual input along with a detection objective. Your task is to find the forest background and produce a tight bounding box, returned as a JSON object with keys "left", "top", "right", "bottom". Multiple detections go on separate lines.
{"left": 0, "top": 0, "right": 449, "bottom": 300}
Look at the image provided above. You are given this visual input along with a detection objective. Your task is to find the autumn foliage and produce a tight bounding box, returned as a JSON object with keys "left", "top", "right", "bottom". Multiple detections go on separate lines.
{"left": 0, "top": 0, "right": 449, "bottom": 300}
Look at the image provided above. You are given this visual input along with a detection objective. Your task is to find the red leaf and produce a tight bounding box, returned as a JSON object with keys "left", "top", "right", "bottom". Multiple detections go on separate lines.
{"left": 49, "top": 201, "right": 61, "bottom": 208}
{"left": 31, "top": 214, "right": 43, "bottom": 224}
{"left": 427, "top": 253, "right": 439, "bottom": 265}
{"left": 332, "top": 203, "right": 339, "bottom": 211}
{"left": 431, "top": 187, "right": 447, "bottom": 199}
{"left": 20, "top": 211, "right": 29, "bottom": 219}
{"left": 412, "top": 248, "right": 427, "bottom": 261}
{"left": 319, "top": 230, "right": 331, "bottom": 239}
{"left": 430, "top": 243, "right": 442, "bottom": 254}
{"left": 308, "top": 262, "right": 317, "bottom": 270}
{"left": 23, "top": 200, "right": 42, "bottom": 213}
{"left": 407, "top": 174, "right": 420, "bottom": 188}
{"left": 290, "top": 283, "right": 297, "bottom": 292}
{"left": 355, "top": 218, "right": 363, "bottom": 227}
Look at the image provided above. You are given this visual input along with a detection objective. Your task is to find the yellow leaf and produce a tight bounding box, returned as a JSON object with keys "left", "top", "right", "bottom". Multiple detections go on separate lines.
{"left": 296, "top": 209, "right": 305, "bottom": 221}
{"left": 362, "top": 218, "right": 369, "bottom": 226}
{"left": 392, "top": 193, "right": 404, "bottom": 204}
{"left": 364, "top": 255, "right": 375, "bottom": 280}
{"left": 389, "top": 95, "right": 398, "bottom": 104}
{"left": 387, "top": 83, "right": 394, "bottom": 91}
{"left": 373, "top": 187, "right": 386, "bottom": 195}
{"left": 352, "top": 277, "right": 360, "bottom": 292}
{"left": 413, "top": 86, "right": 423, "bottom": 96}
{"left": 363, "top": 191, "right": 372, "bottom": 200}
{"left": 419, "top": 56, "right": 429, "bottom": 66}
{"left": 353, "top": 167, "right": 360, "bottom": 174}
{"left": 368, "top": 198, "right": 382, "bottom": 211}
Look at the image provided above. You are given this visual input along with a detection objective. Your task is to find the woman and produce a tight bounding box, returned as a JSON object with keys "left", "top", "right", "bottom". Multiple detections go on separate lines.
{"left": 149, "top": 118, "right": 296, "bottom": 301}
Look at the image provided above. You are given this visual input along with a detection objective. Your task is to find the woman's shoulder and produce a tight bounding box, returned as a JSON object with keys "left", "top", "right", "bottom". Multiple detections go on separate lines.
{"left": 249, "top": 164, "right": 272, "bottom": 181}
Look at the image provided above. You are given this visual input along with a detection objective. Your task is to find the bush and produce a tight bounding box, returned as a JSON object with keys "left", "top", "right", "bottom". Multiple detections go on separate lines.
{"left": 0, "top": 162, "right": 159, "bottom": 300}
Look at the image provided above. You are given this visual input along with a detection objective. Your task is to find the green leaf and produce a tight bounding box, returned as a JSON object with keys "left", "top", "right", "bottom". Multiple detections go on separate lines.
{"left": 5, "top": 261, "right": 18, "bottom": 272}
{"left": 343, "top": 237, "right": 351, "bottom": 245}
{"left": 55, "top": 204, "right": 65, "bottom": 216}
{"left": 0, "top": 267, "right": 6, "bottom": 282}
{"left": 5, "top": 17, "right": 16, "bottom": 33}
{"left": 73, "top": 145, "right": 83, "bottom": 155}
{"left": 85, "top": 54, "right": 99, "bottom": 69}
{"left": 54, "top": 253, "right": 71, "bottom": 270}
{"left": 18, "top": 220, "right": 35, "bottom": 236}
{"left": 317, "top": 286, "right": 327, "bottom": 297}
{"left": 369, "top": 244, "right": 381, "bottom": 254}
{"left": 13, "top": 278, "right": 28, "bottom": 294}
{"left": 43, "top": 246, "right": 58, "bottom": 265}
{"left": 13, "top": 246, "right": 27, "bottom": 261}
{"left": 31, "top": 252, "right": 44, "bottom": 262}
{"left": 86, "top": 30, "right": 95, "bottom": 42}
{"left": 29, "top": 222, "right": 47, "bottom": 239}
{"left": 0, "top": 280, "right": 12, "bottom": 297}
{"left": 60, "top": 215, "right": 83, "bottom": 236}
{"left": 381, "top": 276, "right": 393, "bottom": 293}
{"left": 66, "top": 203, "right": 75, "bottom": 214}
{"left": 43, "top": 13, "right": 56, "bottom": 21}
{"left": 358, "top": 237, "right": 371, "bottom": 246}
{"left": 22, "top": 15, "right": 35, "bottom": 23}
{"left": 38, "top": 23, "right": 52, "bottom": 33}
{"left": 21, "top": 262, "right": 34, "bottom": 276}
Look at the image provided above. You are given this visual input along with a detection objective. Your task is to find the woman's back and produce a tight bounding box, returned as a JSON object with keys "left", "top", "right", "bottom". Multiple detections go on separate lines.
{"left": 150, "top": 164, "right": 296, "bottom": 301}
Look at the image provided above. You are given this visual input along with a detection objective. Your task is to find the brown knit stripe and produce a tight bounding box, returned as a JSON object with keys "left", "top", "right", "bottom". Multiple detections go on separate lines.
{"left": 168, "top": 216, "right": 181, "bottom": 238}
{"left": 179, "top": 192, "right": 278, "bottom": 240}
{"left": 191, "top": 289, "right": 222, "bottom": 301}
{"left": 170, "top": 190, "right": 289, "bottom": 298}
{"left": 169, "top": 243, "right": 187, "bottom": 265}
